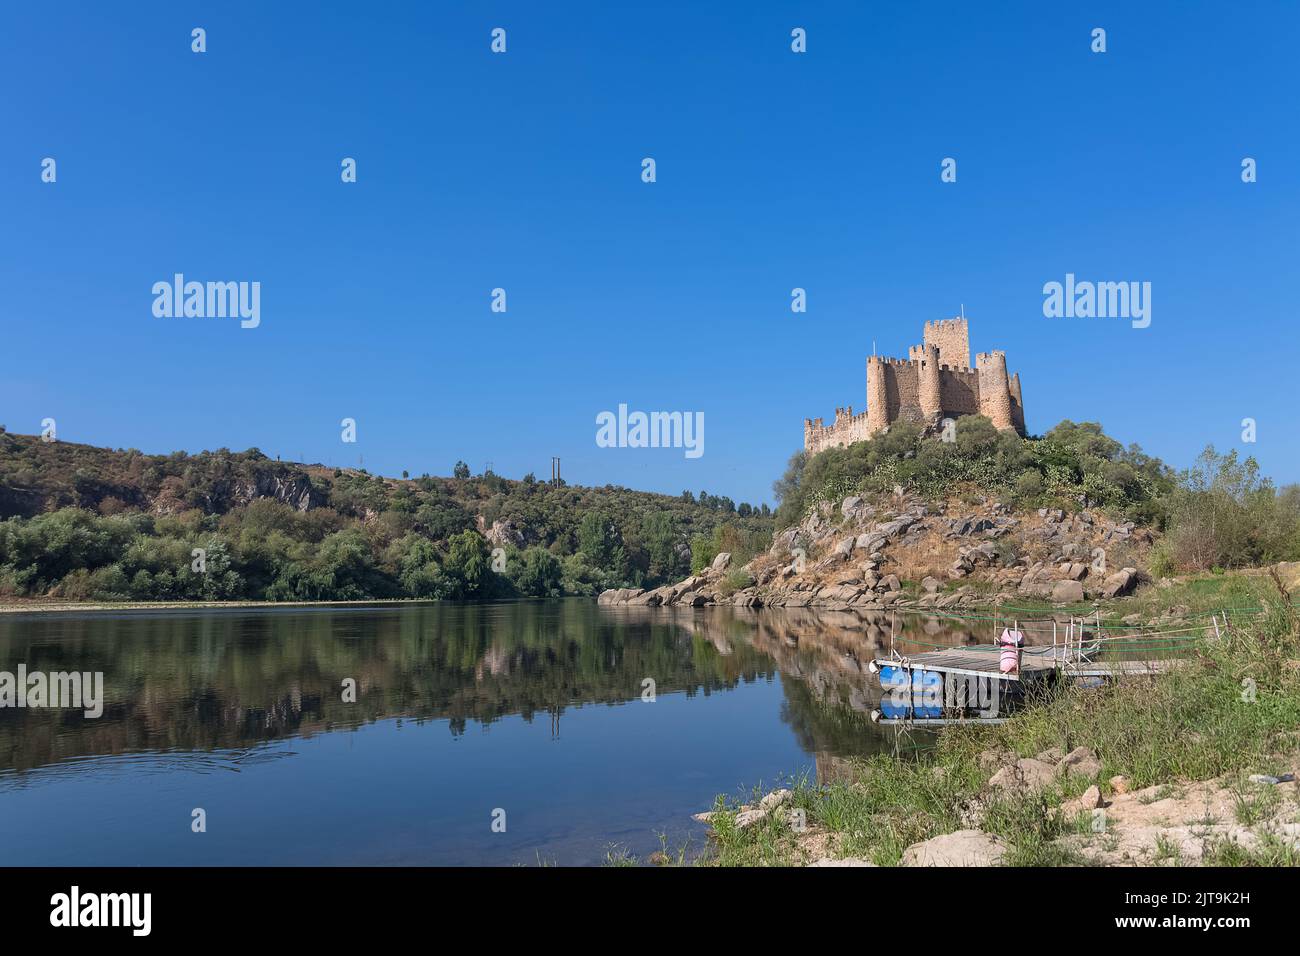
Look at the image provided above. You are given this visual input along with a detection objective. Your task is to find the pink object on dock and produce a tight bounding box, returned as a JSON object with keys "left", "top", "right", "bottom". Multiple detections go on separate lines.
{"left": 997, "top": 628, "right": 1024, "bottom": 674}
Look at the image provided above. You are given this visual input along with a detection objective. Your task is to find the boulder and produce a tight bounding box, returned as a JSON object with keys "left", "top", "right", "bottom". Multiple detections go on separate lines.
{"left": 856, "top": 533, "right": 886, "bottom": 553}
{"left": 770, "top": 527, "right": 800, "bottom": 557}
{"left": 1100, "top": 567, "right": 1138, "bottom": 599}
{"left": 710, "top": 551, "right": 732, "bottom": 573}
{"left": 921, "top": 576, "right": 942, "bottom": 594}
{"left": 1050, "top": 580, "right": 1085, "bottom": 604}
{"left": 989, "top": 758, "right": 1056, "bottom": 792}
{"left": 1057, "top": 746, "right": 1103, "bottom": 780}
{"left": 900, "top": 829, "right": 1007, "bottom": 867}
{"left": 978, "top": 749, "right": 1013, "bottom": 772}
{"left": 876, "top": 516, "right": 916, "bottom": 539}
{"left": 596, "top": 587, "right": 645, "bottom": 606}
{"left": 719, "top": 789, "right": 794, "bottom": 831}
{"left": 822, "top": 584, "right": 864, "bottom": 603}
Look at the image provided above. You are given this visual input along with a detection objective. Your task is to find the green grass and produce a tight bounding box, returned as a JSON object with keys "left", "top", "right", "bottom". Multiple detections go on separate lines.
{"left": 973, "top": 570, "right": 1280, "bottom": 624}
{"left": 1204, "top": 833, "right": 1300, "bottom": 866}
{"left": 1096, "top": 574, "right": 1276, "bottom": 624}
{"left": 1230, "top": 776, "right": 1284, "bottom": 826}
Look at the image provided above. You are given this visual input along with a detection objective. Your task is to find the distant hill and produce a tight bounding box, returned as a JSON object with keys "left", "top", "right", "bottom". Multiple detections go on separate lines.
{"left": 0, "top": 429, "right": 772, "bottom": 603}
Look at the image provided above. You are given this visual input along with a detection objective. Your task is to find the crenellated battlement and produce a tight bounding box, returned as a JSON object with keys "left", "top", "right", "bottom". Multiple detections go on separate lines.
{"left": 924, "top": 317, "right": 972, "bottom": 368}
{"left": 803, "top": 316, "right": 1025, "bottom": 454}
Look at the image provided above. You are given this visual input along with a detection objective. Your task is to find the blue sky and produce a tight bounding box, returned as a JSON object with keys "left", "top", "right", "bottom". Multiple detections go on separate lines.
{"left": 2, "top": 1, "right": 1297, "bottom": 506}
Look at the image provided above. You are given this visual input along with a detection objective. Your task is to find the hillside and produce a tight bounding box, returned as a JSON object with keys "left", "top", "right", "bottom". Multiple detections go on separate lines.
{"left": 5, "top": 413, "right": 1298, "bottom": 609}
{"left": 600, "top": 416, "right": 1300, "bottom": 615}
{"left": 0, "top": 429, "right": 772, "bottom": 603}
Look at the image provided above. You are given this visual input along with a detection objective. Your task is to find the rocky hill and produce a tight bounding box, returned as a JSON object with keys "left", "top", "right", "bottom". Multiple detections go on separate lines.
{"left": 600, "top": 490, "right": 1154, "bottom": 612}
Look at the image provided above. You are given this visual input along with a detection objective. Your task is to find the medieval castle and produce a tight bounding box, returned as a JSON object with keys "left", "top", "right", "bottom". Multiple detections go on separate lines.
{"left": 803, "top": 317, "right": 1025, "bottom": 454}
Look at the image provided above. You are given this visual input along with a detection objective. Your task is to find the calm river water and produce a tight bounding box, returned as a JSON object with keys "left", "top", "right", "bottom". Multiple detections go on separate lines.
{"left": 0, "top": 600, "right": 988, "bottom": 865}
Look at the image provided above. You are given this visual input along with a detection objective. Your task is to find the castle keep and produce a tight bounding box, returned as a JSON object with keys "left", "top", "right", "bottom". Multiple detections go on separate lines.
{"left": 803, "top": 318, "right": 1025, "bottom": 454}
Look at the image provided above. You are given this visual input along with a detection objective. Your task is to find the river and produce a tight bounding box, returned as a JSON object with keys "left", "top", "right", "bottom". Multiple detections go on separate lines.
{"left": 0, "top": 600, "right": 992, "bottom": 865}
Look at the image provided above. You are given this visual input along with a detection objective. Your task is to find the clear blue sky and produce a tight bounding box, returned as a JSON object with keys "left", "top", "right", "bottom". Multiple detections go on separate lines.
{"left": 2, "top": 2, "right": 1297, "bottom": 507}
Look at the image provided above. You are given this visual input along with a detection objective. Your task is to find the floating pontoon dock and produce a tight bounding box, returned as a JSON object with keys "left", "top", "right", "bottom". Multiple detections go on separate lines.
{"left": 868, "top": 614, "right": 1217, "bottom": 724}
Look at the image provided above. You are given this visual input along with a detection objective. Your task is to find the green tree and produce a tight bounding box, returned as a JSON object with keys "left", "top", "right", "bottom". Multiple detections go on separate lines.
{"left": 441, "top": 530, "right": 495, "bottom": 599}
{"left": 510, "top": 547, "right": 563, "bottom": 597}
{"left": 577, "top": 510, "right": 624, "bottom": 572}
{"left": 640, "top": 511, "right": 681, "bottom": 581}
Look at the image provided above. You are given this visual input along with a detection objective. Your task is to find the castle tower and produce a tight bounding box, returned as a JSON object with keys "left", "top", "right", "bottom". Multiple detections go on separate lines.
{"left": 1009, "top": 372, "right": 1025, "bottom": 434}
{"left": 976, "top": 350, "right": 1014, "bottom": 431}
{"left": 924, "top": 318, "right": 971, "bottom": 369}
{"left": 803, "top": 317, "right": 1025, "bottom": 452}
{"left": 866, "top": 355, "right": 889, "bottom": 434}
{"left": 918, "top": 342, "right": 942, "bottom": 420}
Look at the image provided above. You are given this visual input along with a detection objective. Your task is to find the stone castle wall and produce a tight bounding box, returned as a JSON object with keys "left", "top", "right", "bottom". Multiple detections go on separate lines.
{"left": 803, "top": 318, "right": 1025, "bottom": 454}
{"left": 938, "top": 365, "right": 982, "bottom": 417}
{"left": 923, "top": 318, "right": 971, "bottom": 369}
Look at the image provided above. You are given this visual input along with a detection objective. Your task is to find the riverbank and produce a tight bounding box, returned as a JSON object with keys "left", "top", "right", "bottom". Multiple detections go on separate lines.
{"left": 5, "top": 568, "right": 1292, "bottom": 623}
{"left": 0, "top": 597, "right": 438, "bottom": 614}
{"left": 688, "top": 583, "right": 1300, "bottom": 867}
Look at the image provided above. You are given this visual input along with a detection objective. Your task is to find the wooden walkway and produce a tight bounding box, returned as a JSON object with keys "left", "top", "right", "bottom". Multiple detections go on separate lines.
{"left": 885, "top": 644, "right": 1068, "bottom": 681}
{"left": 877, "top": 643, "right": 1180, "bottom": 681}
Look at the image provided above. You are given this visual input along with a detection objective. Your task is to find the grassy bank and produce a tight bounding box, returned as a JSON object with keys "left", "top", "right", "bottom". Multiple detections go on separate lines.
{"left": 695, "top": 582, "right": 1300, "bottom": 867}
{"left": 944, "top": 570, "right": 1288, "bottom": 626}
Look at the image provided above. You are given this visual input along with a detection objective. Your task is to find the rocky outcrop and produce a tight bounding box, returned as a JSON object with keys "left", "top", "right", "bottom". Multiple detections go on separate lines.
{"left": 643, "top": 491, "right": 1155, "bottom": 613}
{"left": 483, "top": 518, "right": 526, "bottom": 549}
{"left": 165, "top": 469, "right": 323, "bottom": 515}
{"left": 604, "top": 491, "right": 1155, "bottom": 614}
